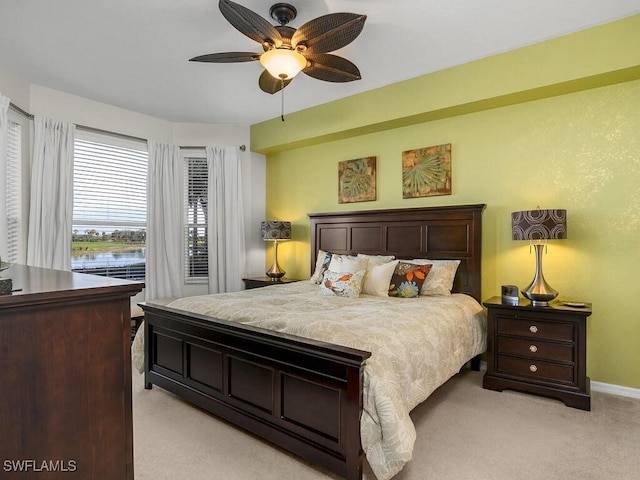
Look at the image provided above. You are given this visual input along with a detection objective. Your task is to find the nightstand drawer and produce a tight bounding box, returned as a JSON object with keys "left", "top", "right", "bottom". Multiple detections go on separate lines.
{"left": 497, "top": 355, "right": 575, "bottom": 384}
{"left": 497, "top": 316, "right": 574, "bottom": 341}
{"left": 497, "top": 336, "right": 574, "bottom": 363}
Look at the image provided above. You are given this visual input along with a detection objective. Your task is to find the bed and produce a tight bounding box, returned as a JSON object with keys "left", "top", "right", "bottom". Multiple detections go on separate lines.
{"left": 139, "top": 204, "right": 486, "bottom": 480}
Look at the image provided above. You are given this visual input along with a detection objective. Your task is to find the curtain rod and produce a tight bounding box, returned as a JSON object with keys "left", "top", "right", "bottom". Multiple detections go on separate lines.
{"left": 77, "top": 124, "right": 147, "bottom": 143}
{"left": 10, "top": 101, "right": 147, "bottom": 143}
{"left": 180, "top": 145, "right": 246, "bottom": 151}
{"left": 9, "top": 102, "right": 33, "bottom": 119}
{"left": 9, "top": 101, "right": 246, "bottom": 151}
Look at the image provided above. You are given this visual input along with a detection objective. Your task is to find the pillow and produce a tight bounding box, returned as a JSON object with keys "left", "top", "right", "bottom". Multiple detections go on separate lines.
{"left": 320, "top": 270, "right": 366, "bottom": 298}
{"left": 357, "top": 253, "right": 396, "bottom": 265}
{"left": 328, "top": 254, "right": 369, "bottom": 273}
{"left": 409, "top": 259, "right": 461, "bottom": 296}
{"left": 388, "top": 262, "right": 433, "bottom": 298}
{"left": 361, "top": 260, "right": 399, "bottom": 297}
{"left": 310, "top": 250, "right": 332, "bottom": 284}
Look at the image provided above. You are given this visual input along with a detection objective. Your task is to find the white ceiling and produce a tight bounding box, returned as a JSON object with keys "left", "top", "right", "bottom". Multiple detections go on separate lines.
{"left": 1, "top": 0, "right": 638, "bottom": 125}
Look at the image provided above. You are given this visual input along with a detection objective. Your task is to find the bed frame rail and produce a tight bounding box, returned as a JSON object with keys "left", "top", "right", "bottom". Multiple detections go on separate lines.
{"left": 142, "top": 302, "right": 371, "bottom": 480}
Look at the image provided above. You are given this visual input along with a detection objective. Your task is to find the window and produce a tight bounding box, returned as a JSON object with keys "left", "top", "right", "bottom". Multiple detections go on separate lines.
{"left": 184, "top": 153, "right": 208, "bottom": 282}
{"left": 72, "top": 130, "right": 148, "bottom": 280}
{"left": 5, "top": 120, "right": 21, "bottom": 263}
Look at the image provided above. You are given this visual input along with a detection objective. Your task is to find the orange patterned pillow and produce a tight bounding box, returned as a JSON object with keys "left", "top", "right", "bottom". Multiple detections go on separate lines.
{"left": 388, "top": 262, "right": 433, "bottom": 298}
{"left": 320, "top": 270, "right": 366, "bottom": 298}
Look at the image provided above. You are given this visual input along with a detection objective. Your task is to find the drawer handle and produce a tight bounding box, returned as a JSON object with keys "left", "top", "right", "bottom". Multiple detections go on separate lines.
{"left": 529, "top": 345, "right": 538, "bottom": 353}
{"left": 529, "top": 325, "right": 538, "bottom": 333}
{"left": 529, "top": 364, "right": 538, "bottom": 373}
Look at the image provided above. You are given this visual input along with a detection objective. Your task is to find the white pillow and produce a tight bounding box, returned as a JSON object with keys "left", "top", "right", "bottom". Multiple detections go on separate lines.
{"left": 357, "top": 253, "right": 396, "bottom": 265}
{"left": 328, "top": 254, "right": 369, "bottom": 273}
{"left": 409, "top": 259, "right": 461, "bottom": 296}
{"left": 361, "top": 260, "right": 399, "bottom": 297}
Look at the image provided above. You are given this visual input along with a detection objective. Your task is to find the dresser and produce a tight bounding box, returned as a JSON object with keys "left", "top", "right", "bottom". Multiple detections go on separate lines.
{"left": 0, "top": 264, "right": 143, "bottom": 479}
{"left": 482, "top": 296, "right": 592, "bottom": 411}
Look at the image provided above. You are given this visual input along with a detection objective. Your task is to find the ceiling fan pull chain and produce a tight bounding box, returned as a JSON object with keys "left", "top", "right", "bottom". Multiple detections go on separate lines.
{"left": 281, "top": 77, "right": 285, "bottom": 122}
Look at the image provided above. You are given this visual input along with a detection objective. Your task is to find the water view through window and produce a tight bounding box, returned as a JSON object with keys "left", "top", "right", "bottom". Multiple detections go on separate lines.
{"left": 72, "top": 249, "right": 146, "bottom": 269}
{"left": 72, "top": 133, "right": 148, "bottom": 280}
{"left": 71, "top": 227, "right": 146, "bottom": 280}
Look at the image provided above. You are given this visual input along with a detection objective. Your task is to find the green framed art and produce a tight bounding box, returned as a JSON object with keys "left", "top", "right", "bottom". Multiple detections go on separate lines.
{"left": 338, "top": 156, "right": 377, "bottom": 203}
{"left": 402, "top": 143, "right": 451, "bottom": 198}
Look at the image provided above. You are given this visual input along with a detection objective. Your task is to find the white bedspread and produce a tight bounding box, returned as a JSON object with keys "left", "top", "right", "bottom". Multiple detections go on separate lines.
{"left": 133, "top": 281, "right": 486, "bottom": 480}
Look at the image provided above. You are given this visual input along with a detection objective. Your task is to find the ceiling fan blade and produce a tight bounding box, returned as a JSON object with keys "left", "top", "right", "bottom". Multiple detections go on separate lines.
{"left": 189, "top": 52, "right": 261, "bottom": 63}
{"left": 302, "top": 53, "right": 361, "bottom": 82}
{"left": 219, "top": 0, "right": 283, "bottom": 48}
{"left": 292, "top": 13, "right": 366, "bottom": 54}
{"left": 258, "top": 70, "right": 292, "bottom": 94}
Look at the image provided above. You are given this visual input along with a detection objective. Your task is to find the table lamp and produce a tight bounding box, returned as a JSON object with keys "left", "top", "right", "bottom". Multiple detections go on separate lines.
{"left": 511, "top": 208, "right": 567, "bottom": 306}
{"left": 261, "top": 221, "right": 291, "bottom": 279}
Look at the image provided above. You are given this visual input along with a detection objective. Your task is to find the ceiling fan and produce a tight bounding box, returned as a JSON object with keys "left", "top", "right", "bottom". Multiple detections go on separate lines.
{"left": 190, "top": 0, "right": 367, "bottom": 95}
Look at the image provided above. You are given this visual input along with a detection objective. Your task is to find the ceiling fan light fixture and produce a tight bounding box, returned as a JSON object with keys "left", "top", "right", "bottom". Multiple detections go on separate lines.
{"left": 192, "top": 1, "right": 367, "bottom": 94}
{"left": 260, "top": 48, "right": 307, "bottom": 80}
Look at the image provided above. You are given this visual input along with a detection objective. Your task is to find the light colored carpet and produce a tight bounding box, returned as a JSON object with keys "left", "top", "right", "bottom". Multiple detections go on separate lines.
{"left": 132, "top": 368, "right": 640, "bottom": 480}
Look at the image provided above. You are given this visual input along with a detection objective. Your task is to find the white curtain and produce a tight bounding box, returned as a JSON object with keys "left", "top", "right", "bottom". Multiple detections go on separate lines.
{"left": 207, "top": 146, "right": 245, "bottom": 293}
{"left": 26, "top": 116, "right": 75, "bottom": 270}
{"left": 0, "top": 93, "right": 9, "bottom": 261}
{"left": 146, "top": 141, "right": 183, "bottom": 300}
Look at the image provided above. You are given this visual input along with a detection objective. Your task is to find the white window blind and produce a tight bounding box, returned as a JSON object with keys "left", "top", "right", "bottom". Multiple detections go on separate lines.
{"left": 184, "top": 155, "right": 208, "bottom": 282}
{"left": 72, "top": 131, "right": 148, "bottom": 280}
{"left": 5, "top": 120, "right": 21, "bottom": 263}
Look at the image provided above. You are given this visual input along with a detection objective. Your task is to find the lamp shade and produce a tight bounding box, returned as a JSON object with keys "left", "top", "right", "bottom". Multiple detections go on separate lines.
{"left": 259, "top": 49, "right": 307, "bottom": 80}
{"left": 511, "top": 209, "right": 567, "bottom": 241}
{"left": 261, "top": 221, "right": 291, "bottom": 241}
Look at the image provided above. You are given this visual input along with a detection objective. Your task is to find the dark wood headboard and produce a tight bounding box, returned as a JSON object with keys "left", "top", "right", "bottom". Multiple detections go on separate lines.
{"left": 308, "top": 204, "right": 486, "bottom": 302}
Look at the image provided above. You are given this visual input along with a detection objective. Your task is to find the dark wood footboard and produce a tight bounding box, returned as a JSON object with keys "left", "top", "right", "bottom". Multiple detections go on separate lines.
{"left": 142, "top": 302, "right": 371, "bottom": 480}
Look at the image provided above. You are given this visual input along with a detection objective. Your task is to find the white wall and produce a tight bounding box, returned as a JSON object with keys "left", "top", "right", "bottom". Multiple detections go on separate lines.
{"left": 0, "top": 65, "right": 30, "bottom": 109}
{"left": 0, "top": 66, "right": 265, "bottom": 298}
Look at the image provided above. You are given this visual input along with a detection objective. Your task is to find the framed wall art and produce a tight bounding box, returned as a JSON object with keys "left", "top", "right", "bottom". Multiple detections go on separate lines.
{"left": 338, "top": 156, "right": 376, "bottom": 203}
{"left": 402, "top": 143, "right": 451, "bottom": 198}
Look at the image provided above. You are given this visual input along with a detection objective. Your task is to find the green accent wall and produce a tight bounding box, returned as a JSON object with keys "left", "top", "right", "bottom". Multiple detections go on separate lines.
{"left": 251, "top": 15, "right": 640, "bottom": 389}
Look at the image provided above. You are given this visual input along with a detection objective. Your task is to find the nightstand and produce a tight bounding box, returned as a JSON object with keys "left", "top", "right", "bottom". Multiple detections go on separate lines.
{"left": 242, "top": 276, "right": 300, "bottom": 289}
{"left": 482, "top": 296, "right": 592, "bottom": 411}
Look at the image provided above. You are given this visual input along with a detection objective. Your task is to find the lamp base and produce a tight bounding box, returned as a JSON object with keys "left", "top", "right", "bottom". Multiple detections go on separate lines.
{"left": 522, "top": 290, "right": 558, "bottom": 307}
{"left": 266, "top": 239, "right": 285, "bottom": 279}
{"left": 522, "top": 243, "right": 559, "bottom": 307}
{"left": 266, "top": 271, "right": 285, "bottom": 280}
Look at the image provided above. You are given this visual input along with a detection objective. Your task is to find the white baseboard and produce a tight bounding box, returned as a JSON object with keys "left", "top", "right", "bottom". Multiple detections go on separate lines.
{"left": 591, "top": 381, "right": 640, "bottom": 400}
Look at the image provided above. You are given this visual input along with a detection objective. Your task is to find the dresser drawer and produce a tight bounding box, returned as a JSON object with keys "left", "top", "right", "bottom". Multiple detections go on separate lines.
{"left": 497, "top": 336, "right": 574, "bottom": 363}
{"left": 497, "top": 316, "right": 574, "bottom": 341}
{"left": 497, "top": 355, "right": 575, "bottom": 384}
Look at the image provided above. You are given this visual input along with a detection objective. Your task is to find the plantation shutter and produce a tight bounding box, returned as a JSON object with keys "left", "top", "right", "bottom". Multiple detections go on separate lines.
{"left": 5, "top": 120, "right": 21, "bottom": 262}
{"left": 184, "top": 155, "right": 208, "bottom": 282}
